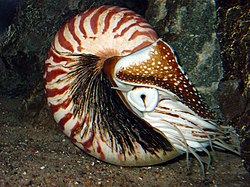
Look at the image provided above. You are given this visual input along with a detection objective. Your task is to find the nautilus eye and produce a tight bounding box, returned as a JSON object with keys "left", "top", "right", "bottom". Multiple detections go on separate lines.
{"left": 127, "top": 87, "right": 158, "bottom": 112}
{"left": 44, "top": 5, "right": 239, "bottom": 170}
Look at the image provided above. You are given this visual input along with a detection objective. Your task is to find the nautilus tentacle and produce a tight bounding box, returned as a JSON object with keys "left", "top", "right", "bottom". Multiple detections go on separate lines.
{"left": 44, "top": 5, "right": 239, "bottom": 168}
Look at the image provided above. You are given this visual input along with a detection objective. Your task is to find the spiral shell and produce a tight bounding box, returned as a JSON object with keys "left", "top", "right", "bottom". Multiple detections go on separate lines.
{"left": 44, "top": 5, "right": 239, "bottom": 168}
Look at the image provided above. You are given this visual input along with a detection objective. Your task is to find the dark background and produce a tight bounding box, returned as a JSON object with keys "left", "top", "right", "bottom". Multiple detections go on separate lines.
{"left": 0, "top": 0, "right": 24, "bottom": 34}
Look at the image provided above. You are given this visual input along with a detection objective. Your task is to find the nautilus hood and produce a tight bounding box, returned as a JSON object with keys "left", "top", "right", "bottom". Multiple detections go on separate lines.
{"left": 104, "top": 38, "right": 213, "bottom": 119}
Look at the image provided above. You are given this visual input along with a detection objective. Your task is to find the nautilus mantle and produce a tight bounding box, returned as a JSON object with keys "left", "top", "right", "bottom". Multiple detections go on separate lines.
{"left": 44, "top": 5, "right": 239, "bottom": 168}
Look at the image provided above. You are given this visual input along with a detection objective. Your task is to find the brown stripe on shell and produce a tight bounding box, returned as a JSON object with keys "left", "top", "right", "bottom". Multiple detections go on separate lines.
{"left": 57, "top": 24, "right": 74, "bottom": 53}
{"left": 90, "top": 6, "right": 109, "bottom": 34}
{"left": 45, "top": 68, "right": 68, "bottom": 82}
{"left": 67, "top": 16, "right": 83, "bottom": 51}
{"left": 121, "top": 41, "right": 154, "bottom": 54}
{"left": 102, "top": 6, "right": 125, "bottom": 34}
{"left": 46, "top": 85, "right": 69, "bottom": 98}
{"left": 50, "top": 97, "right": 71, "bottom": 114}
{"left": 128, "top": 30, "right": 156, "bottom": 41}
{"left": 78, "top": 8, "right": 97, "bottom": 38}
{"left": 112, "top": 11, "right": 137, "bottom": 33}
{"left": 58, "top": 113, "right": 73, "bottom": 130}
{"left": 114, "top": 22, "right": 141, "bottom": 39}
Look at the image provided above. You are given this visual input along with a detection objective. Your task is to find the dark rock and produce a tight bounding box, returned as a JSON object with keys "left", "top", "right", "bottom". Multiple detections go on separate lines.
{"left": 216, "top": 79, "right": 247, "bottom": 121}
{"left": 216, "top": 0, "right": 249, "bottom": 172}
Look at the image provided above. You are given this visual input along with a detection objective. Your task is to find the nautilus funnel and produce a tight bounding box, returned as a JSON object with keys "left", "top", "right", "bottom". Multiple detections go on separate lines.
{"left": 44, "top": 5, "right": 239, "bottom": 169}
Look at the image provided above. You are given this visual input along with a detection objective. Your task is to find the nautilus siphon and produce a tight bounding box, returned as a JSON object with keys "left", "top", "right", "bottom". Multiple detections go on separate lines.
{"left": 44, "top": 5, "right": 239, "bottom": 171}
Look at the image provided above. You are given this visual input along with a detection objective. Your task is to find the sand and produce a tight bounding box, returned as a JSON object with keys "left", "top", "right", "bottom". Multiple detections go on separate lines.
{"left": 0, "top": 96, "right": 249, "bottom": 187}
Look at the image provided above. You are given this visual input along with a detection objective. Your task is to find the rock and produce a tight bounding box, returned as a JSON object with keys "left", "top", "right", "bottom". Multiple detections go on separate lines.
{"left": 216, "top": 0, "right": 249, "bottom": 172}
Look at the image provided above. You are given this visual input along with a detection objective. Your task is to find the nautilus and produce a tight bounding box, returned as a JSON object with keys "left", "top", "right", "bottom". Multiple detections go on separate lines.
{"left": 44, "top": 5, "right": 239, "bottom": 171}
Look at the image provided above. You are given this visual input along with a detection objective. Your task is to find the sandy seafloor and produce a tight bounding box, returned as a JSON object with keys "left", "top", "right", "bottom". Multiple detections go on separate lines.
{"left": 0, "top": 96, "right": 249, "bottom": 187}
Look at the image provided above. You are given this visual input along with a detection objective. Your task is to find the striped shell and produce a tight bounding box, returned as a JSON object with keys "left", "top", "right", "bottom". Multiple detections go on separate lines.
{"left": 44, "top": 5, "right": 238, "bottom": 168}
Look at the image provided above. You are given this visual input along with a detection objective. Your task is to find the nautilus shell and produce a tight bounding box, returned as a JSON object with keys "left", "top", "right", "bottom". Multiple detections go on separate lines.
{"left": 44, "top": 5, "right": 239, "bottom": 169}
